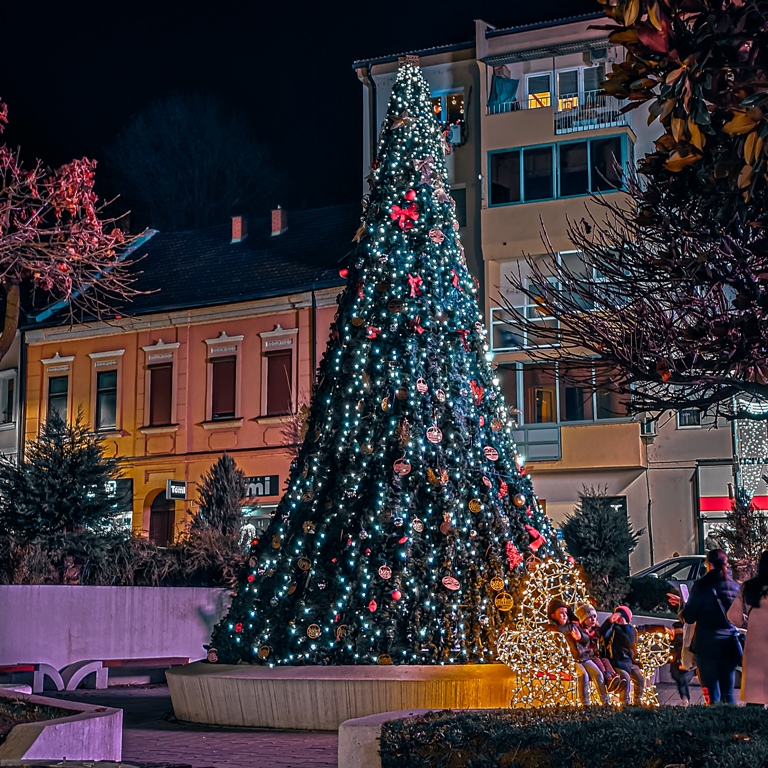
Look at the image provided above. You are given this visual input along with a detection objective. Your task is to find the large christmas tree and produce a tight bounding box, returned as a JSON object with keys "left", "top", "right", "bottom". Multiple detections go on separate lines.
{"left": 210, "top": 57, "right": 559, "bottom": 666}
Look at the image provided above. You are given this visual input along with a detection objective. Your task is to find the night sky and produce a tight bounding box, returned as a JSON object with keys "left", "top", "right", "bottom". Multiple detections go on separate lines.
{"left": 2, "top": 0, "right": 598, "bottom": 217}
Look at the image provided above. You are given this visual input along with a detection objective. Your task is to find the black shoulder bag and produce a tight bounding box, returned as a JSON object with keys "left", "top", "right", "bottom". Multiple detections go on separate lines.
{"left": 712, "top": 588, "right": 744, "bottom": 664}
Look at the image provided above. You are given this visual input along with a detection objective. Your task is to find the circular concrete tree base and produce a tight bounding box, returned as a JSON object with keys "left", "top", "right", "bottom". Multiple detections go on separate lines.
{"left": 166, "top": 661, "right": 516, "bottom": 730}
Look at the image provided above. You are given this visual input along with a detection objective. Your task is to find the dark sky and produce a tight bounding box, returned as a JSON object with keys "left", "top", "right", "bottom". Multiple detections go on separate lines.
{"left": 2, "top": 0, "right": 598, "bottom": 214}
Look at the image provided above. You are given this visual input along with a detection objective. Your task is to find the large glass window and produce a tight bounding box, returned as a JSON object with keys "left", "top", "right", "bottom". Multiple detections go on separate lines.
{"left": 47, "top": 375, "right": 68, "bottom": 421}
{"left": 489, "top": 136, "right": 628, "bottom": 207}
{"left": 559, "top": 362, "right": 594, "bottom": 422}
{"left": 591, "top": 137, "right": 623, "bottom": 191}
{"left": 499, "top": 361, "right": 628, "bottom": 424}
{"left": 523, "top": 364, "right": 557, "bottom": 424}
{"left": 211, "top": 356, "right": 236, "bottom": 421}
{"left": 557, "top": 70, "right": 579, "bottom": 110}
{"left": 523, "top": 147, "right": 554, "bottom": 201}
{"left": 559, "top": 142, "right": 589, "bottom": 197}
{"left": 490, "top": 151, "right": 520, "bottom": 205}
{"left": 96, "top": 370, "right": 118, "bottom": 431}
{"left": 148, "top": 363, "right": 173, "bottom": 426}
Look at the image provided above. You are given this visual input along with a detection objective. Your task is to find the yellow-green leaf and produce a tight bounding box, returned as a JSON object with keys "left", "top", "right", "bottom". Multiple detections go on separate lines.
{"left": 665, "top": 151, "right": 700, "bottom": 172}
{"left": 665, "top": 67, "right": 686, "bottom": 86}
{"left": 745, "top": 131, "right": 763, "bottom": 164}
{"left": 622, "top": 0, "right": 640, "bottom": 26}
{"left": 724, "top": 111, "right": 758, "bottom": 135}
{"left": 609, "top": 28, "right": 639, "bottom": 45}
{"left": 738, "top": 164, "right": 754, "bottom": 189}
{"left": 671, "top": 117, "right": 686, "bottom": 142}
{"left": 648, "top": 1, "right": 663, "bottom": 31}
{"left": 688, "top": 119, "right": 704, "bottom": 150}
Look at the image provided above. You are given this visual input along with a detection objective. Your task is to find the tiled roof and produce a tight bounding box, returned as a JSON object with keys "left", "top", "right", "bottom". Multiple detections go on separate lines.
{"left": 29, "top": 203, "right": 359, "bottom": 325}
{"left": 486, "top": 12, "right": 605, "bottom": 38}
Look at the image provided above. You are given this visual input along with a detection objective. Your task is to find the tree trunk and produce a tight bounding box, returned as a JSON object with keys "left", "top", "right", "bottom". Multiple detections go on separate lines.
{"left": 0, "top": 283, "right": 20, "bottom": 364}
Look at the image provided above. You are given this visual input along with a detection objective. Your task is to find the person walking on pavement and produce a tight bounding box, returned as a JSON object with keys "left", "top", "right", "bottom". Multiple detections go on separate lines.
{"left": 728, "top": 550, "right": 768, "bottom": 706}
{"left": 673, "top": 549, "right": 741, "bottom": 705}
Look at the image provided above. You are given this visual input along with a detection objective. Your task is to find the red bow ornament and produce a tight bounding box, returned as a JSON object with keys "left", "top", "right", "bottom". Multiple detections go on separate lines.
{"left": 457, "top": 329, "right": 470, "bottom": 350}
{"left": 408, "top": 273, "right": 423, "bottom": 297}
{"left": 525, "top": 524, "right": 546, "bottom": 552}
{"left": 506, "top": 541, "right": 523, "bottom": 569}
{"left": 390, "top": 201, "right": 419, "bottom": 230}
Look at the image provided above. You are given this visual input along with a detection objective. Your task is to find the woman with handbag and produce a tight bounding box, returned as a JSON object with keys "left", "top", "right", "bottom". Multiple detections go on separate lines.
{"left": 728, "top": 550, "right": 768, "bottom": 706}
{"left": 679, "top": 549, "right": 741, "bottom": 704}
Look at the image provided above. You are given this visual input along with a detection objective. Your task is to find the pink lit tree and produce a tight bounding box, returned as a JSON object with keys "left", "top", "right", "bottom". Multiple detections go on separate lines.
{"left": 0, "top": 100, "right": 137, "bottom": 362}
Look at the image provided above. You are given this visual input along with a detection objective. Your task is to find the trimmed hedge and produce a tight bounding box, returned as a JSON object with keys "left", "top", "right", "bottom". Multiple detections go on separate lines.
{"left": 380, "top": 707, "right": 768, "bottom": 768}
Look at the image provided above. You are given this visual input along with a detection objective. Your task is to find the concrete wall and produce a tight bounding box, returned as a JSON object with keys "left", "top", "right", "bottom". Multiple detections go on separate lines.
{"left": 0, "top": 585, "right": 230, "bottom": 670}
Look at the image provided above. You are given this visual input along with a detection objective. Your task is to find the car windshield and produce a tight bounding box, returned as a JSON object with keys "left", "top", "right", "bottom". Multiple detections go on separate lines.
{"left": 651, "top": 560, "right": 696, "bottom": 581}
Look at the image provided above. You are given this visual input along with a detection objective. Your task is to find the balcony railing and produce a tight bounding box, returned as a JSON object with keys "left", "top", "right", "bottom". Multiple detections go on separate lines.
{"left": 486, "top": 93, "right": 628, "bottom": 134}
{"left": 555, "top": 92, "right": 628, "bottom": 134}
{"left": 490, "top": 305, "right": 560, "bottom": 353}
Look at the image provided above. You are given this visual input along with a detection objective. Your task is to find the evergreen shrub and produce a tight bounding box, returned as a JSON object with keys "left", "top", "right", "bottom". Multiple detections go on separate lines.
{"left": 379, "top": 707, "right": 768, "bottom": 768}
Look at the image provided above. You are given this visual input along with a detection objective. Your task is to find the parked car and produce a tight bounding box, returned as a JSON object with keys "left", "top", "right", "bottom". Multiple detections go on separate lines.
{"left": 633, "top": 555, "right": 707, "bottom": 595}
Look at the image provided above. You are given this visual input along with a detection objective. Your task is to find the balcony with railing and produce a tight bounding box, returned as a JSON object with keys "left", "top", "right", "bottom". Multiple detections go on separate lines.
{"left": 486, "top": 92, "right": 628, "bottom": 135}
{"left": 490, "top": 305, "right": 560, "bottom": 353}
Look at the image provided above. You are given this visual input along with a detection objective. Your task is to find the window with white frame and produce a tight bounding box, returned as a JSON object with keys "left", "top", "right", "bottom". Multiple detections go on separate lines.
{"left": 142, "top": 339, "right": 180, "bottom": 428}
{"left": 88, "top": 350, "right": 124, "bottom": 432}
{"left": 0, "top": 370, "right": 17, "bottom": 426}
{"left": 259, "top": 326, "right": 298, "bottom": 417}
{"left": 41, "top": 352, "right": 74, "bottom": 424}
{"left": 677, "top": 408, "right": 702, "bottom": 428}
{"left": 205, "top": 331, "right": 243, "bottom": 423}
{"left": 526, "top": 73, "right": 552, "bottom": 109}
{"left": 557, "top": 64, "right": 605, "bottom": 110}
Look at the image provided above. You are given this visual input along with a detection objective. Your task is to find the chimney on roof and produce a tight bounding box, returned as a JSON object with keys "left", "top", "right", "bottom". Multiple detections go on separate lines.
{"left": 231, "top": 215, "right": 248, "bottom": 243}
{"left": 271, "top": 206, "right": 288, "bottom": 236}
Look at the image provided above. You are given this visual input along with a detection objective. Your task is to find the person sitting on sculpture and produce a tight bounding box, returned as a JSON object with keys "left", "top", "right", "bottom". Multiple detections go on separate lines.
{"left": 545, "top": 598, "right": 609, "bottom": 706}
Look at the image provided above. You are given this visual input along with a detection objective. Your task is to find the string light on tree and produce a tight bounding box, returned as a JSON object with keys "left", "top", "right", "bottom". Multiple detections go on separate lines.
{"left": 208, "top": 55, "right": 560, "bottom": 668}
{"left": 497, "top": 558, "right": 669, "bottom": 708}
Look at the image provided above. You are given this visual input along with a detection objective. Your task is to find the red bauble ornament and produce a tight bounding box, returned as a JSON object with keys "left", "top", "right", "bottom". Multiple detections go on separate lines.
{"left": 339, "top": 268, "right": 349, "bottom": 278}
{"left": 235, "top": 622, "right": 243, "bottom": 633}
{"left": 404, "top": 189, "right": 417, "bottom": 201}
{"left": 247, "top": 574, "right": 255, "bottom": 583}
{"left": 392, "top": 589, "right": 402, "bottom": 600}
{"left": 368, "top": 600, "right": 378, "bottom": 612}
{"left": 398, "top": 536, "right": 408, "bottom": 544}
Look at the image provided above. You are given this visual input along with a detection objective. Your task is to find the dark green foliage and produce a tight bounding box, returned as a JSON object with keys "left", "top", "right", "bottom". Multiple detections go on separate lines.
{"left": 626, "top": 575, "right": 674, "bottom": 616}
{"left": 380, "top": 707, "right": 768, "bottom": 768}
{"left": 561, "top": 486, "right": 643, "bottom": 610}
{"left": 0, "top": 410, "right": 121, "bottom": 540}
{"left": 191, "top": 453, "right": 247, "bottom": 537}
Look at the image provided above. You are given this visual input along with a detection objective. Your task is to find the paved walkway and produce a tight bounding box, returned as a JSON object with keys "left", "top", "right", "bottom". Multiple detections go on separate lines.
{"left": 48, "top": 685, "right": 338, "bottom": 768}
{"left": 47, "top": 680, "right": 705, "bottom": 768}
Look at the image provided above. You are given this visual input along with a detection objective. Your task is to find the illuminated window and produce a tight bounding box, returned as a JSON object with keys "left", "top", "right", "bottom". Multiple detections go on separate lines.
{"left": 527, "top": 74, "right": 551, "bottom": 109}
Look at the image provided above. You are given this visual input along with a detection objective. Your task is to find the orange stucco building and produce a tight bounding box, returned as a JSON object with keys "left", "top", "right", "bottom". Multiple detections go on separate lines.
{"left": 21, "top": 206, "right": 353, "bottom": 544}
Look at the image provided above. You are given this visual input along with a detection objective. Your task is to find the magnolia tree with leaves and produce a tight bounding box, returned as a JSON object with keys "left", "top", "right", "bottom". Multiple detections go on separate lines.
{"left": 0, "top": 100, "right": 137, "bottom": 362}
{"left": 507, "top": 0, "right": 768, "bottom": 419}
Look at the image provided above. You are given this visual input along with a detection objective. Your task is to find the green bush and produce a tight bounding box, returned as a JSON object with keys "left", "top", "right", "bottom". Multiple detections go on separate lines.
{"left": 380, "top": 707, "right": 768, "bottom": 768}
{"left": 626, "top": 575, "right": 675, "bottom": 616}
